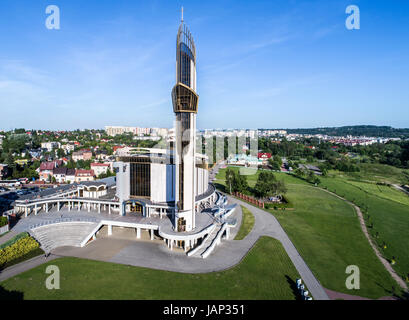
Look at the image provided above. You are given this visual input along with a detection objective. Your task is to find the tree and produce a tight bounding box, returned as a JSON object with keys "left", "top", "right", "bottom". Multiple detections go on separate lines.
{"left": 268, "top": 158, "right": 281, "bottom": 171}
{"left": 306, "top": 170, "right": 321, "bottom": 184}
{"left": 225, "top": 168, "right": 235, "bottom": 194}
{"left": 273, "top": 155, "right": 282, "bottom": 167}
{"left": 225, "top": 168, "right": 249, "bottom": 194}
{"left": 294, "top": 167, "right": 306, "bottom": 177}
{"left": 254, "top": 171, "right": 287, "bottom": 199}
{"left": 254, "top": 171, "right": 277, "bottom": 198}
{"left": 232, "top": 172, "right": 248, "bottom": 193}
{"left": 56, "top": 148, "right": 65, "bottom": 158}
{"left": 274, "top": 179, "right": 288, "bottom": 197}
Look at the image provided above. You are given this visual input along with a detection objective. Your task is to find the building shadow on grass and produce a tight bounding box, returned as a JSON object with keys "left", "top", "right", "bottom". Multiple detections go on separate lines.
{"left": 0, "top": 285, "right": 24, "bottom": 300}
{"left": 375, "top": 281, "right": 406, "bottom": 300}
{"left": 285, "top": 275, "right": 302, "bottom": 301}
{"left": 213, "top": 183, "right": 226, "bottom": 193}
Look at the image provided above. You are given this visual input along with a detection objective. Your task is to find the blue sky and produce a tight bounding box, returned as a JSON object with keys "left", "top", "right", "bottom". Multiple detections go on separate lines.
{"left": 0, "top": 0, "right": 408, "bottom": 130}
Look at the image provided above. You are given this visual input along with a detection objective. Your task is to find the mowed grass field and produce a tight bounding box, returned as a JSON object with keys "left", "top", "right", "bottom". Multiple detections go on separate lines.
{"left": 319, "top": 175, "right": 409, "bottom": 283}
{"left": 335, "top": 163, "right": 409, "bottom": 185}
{"left": 0, "top": 237, "right": 301, "bottom": 300}
{"left": 345, "top": 180, "right": 409, "bottom": 206}
{"left": 234, "top": 206, "right": 255, "bottom": 240}
{"left": 216, "top": 166, "right": 402, "bottom": 299}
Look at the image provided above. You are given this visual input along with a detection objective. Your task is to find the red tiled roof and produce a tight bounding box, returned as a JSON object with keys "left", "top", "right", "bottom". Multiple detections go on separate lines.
{"left": 91, "top": 163, "right": 110, "bottom": 167}
{"left": 258, "top": 153, "right": 272, "bottom": 159}
{"left": 75, "top": 169, "right": 95, "bottom": 177}
{"left": 40, "top": 162, "right": 55, "bottom": 171}
{"left": 113, "top": 146, "right": 125, "bottom": 152}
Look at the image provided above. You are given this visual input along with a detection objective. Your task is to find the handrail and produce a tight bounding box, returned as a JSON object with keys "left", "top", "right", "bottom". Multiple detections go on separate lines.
{"left": 80, "top": 221, "right": 104, "bottom": 247}
{"left": 186, "top": 224, "right": 216, "bottom": 257}
{"left": 202, "top": 223, "right": 227, "bottom": 259}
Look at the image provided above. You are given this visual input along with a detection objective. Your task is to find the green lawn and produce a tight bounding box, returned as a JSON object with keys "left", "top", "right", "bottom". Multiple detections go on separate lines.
{"left": 332, "top": 163, "right": 409, "bottom": 185}
{"left": 319, "top": 175, "right": 409, "bottom": 283}
{"left": 0, "top": 237, "right": 302, "bottom": 300}
{"left": 346, "top": 180, "right": 409, "bottom": 206}
{"left": 234, "top": 206, "right": 255, "bottom": 240}
{"left": 215, "top": 166, "right": 306, "bottom": 189}
{"left": 216, "top": 166, "right": 403, "bottom": 299}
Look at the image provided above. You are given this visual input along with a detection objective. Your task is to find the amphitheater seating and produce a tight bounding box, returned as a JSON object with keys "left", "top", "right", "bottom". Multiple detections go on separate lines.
{"left": 30, "top": 222, "right": 99, "bottom": 253}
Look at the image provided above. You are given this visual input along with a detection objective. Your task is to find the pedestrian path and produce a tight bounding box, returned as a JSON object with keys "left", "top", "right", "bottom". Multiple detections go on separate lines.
{"left": 227, "top": 196, "right": 329, "bottom": 300}
{"left": 0, "top": 254, "right": 59, "bottom": 282}
{"left": 0, "top": 230, "right": 18, "bottom": 246}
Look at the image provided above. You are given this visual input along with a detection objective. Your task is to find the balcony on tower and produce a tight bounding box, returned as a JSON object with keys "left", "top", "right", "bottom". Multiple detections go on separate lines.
{"left": 172, "top": 82, "right": 199, "bottom": 113}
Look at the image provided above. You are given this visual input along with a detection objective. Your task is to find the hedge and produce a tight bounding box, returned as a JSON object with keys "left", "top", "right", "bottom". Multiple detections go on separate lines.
{"left": 0, "top": 216, "right": 8, "bottom": 228}
{"left": 0, "top": 236, "right": 40, "bottom": 267}
{"left": 0, "top": 232, "right": 30, "bottom": 250}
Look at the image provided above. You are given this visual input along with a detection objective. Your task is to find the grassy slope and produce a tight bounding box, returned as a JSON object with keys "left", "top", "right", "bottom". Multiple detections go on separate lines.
{"left": 234, "top": 206, "right": 255, "bottom": 240}
{"left": 273, "top": 183, "right": 399, "bottom": 299}
{"left": 1, "top": 237, "right": 301, "bottom": 300}
{"left": 216, "top": 167, "right": 401, "bottom": 299}
{"left": 337, "top": 163, "right": 409, "bottom": 185}
{"left": 319, "top": 175, "right": 409, "bottom": 282}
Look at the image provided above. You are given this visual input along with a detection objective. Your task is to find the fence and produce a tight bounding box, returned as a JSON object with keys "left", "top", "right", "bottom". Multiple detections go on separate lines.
{"left": 0, "top": 224, "right": 9, "bottom": 236}
{"left": 234, "top": 192, "right": 265, "bottom": 209}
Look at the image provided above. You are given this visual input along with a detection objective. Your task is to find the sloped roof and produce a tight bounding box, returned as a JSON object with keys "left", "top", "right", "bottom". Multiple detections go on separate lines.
{"left": 40, "top": 162, "right": 55, "bottom": 171}
{"left": 53, "top": 167, "right": 67, "bottom": 175}
{"left": 75, "top": 169, "right": 95, "bottom": 177}
{"left": 66, "top": 168, "right": 76, "bottom": 176}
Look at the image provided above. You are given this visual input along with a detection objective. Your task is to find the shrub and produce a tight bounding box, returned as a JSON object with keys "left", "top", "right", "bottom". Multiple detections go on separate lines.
{"left": 0, "top": 232, "right": 30, "bottom": 250}
{"left": 0, "top": 216, "right": 8, "bottom": 228}
{"left": 0, "top": 236, "right": 40, "bottom": 267}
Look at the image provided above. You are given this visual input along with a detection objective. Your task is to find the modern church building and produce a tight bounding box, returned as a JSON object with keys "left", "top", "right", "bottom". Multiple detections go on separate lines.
{"left": 7, "top": 12, "right": 235, "bottom": 256}
{"left": 114, "top": 14, "right": 215, "bottom": 233}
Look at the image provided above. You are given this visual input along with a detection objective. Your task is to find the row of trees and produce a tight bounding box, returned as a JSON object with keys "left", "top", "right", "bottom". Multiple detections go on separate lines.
{"left": 225, "top": 169, "right": 287, "bottom": 199}
{"left": 293, "top": 167, "right": 321, "bottom": 184}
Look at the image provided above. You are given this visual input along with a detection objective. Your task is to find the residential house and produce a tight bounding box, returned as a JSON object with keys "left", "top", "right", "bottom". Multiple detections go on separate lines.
{"left": 258, "top": 153, "right": 272, "bottom": 165}
{"left": 38, "top": 162, "right": 55, "bottom": 182}
{"left": 72, "top": 149, "right": 93, "bottom": 162}
{"left": 90, "top": 163, "right": 112, "bottom": 177}
{"left": 61, "top": 144, "right": 75, "bottom": 154}
{"left": 38, "top": 160, "right": 63, "bottom": 182}
{"left": 95, "top": 150, "right": 109, "bottom": 160}
{"left": 53, "top": 167, "right": 68, "bottom": 183}
{"left": 66, "top": 169, "right": 76, "bottom": 184}
{"left": 41, "top": 142, "right": 61, "bottom": 152}
{"left": 0, "top": 164, "right": 10, "bottom": 179}
{"left": 75, "top": 169, "right": 95, "bottom": 183}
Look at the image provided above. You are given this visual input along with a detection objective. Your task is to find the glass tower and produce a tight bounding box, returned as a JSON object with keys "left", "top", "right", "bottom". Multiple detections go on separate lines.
{"left": 171, "top": 15, "right": 199, "bottom": 232}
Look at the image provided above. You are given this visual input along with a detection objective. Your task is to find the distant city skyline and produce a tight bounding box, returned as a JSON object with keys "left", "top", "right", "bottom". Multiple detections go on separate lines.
{"left": 1, "top": 0, "right": 409, "bottom": 131}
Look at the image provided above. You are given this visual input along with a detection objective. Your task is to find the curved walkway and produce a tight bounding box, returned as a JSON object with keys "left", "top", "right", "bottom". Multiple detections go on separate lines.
{"left": 0, "top": 254, "right": 59, "bottom": 282}
{"left": 226, "top": 196, "right": 329, "bottom": 300}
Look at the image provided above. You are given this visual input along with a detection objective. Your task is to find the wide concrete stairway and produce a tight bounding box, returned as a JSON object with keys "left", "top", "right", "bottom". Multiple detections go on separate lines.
{"left": 190, "top": 224, "right": 223, "bottom": 258}
{"left": 30, "top": 222, "right": 99, "bottom": 253}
